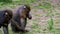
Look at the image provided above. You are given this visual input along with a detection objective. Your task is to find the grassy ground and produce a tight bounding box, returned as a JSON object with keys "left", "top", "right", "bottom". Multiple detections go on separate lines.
{"left": 0, "top": 0, "right": 60, "bottom": 34}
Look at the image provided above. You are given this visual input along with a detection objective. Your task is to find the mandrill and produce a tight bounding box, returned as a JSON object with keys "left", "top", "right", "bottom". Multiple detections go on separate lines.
{"left": 11, "top": 5, "right": 32, "bottom": 33}
{"left": 0, "top": 9, "right": 13, "bottom": 34}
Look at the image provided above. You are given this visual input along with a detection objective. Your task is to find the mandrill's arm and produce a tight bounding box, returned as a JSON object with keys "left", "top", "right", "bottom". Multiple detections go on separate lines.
{"left": 11, "top": 19, "right": 23, "bottom": 30}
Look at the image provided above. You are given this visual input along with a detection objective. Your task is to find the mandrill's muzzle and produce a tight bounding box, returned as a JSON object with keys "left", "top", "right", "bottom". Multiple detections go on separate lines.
{"left": 27, "top": 14, "right": 32, "bottom": 19}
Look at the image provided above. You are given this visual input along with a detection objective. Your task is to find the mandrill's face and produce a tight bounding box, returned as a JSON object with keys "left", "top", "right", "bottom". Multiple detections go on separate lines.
{"left": 24, "top": 5, "right": 32, "bottom": 19}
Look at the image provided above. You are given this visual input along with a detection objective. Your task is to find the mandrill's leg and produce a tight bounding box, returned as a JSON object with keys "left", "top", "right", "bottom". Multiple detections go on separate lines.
{"left": 11, "top": 19, "right": 23, "bottom": 30}
{"left": 11, "top": 19, "right": 28, "bottom": 32}
{"left": 20, "top": 18, "right": 29, "bottom": 32}
{"left": 3, "top": 25, "right": 8, "bottom": 34}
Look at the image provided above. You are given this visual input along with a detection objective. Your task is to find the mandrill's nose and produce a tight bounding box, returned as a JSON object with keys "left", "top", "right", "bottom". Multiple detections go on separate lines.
{"left": 28, "top": 16, "right": 32, "bottom": 19}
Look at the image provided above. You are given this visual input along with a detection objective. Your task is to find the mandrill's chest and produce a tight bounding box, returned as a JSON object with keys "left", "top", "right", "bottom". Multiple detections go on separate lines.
{"left": 12, "top": 8, "right": 27, "bottom": 23}
{"left": 13, "top": 12, "right": 20, "bottom": 23}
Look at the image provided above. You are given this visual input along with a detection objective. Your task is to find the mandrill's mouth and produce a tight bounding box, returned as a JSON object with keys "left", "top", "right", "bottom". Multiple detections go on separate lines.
{"left": 28, "top": 16, "right": 32, "bottom": 19}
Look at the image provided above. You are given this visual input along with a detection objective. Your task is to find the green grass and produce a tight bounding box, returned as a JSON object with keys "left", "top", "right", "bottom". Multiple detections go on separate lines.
{"left": 47, "top": 17, "right": 53, "bottom": 30}
{"left": 0, "top": 0, "right": 37, "bottom": 6}
{"left": 55, "top": 19, "right": 60, "bottom": 24}
{"left": 0, "top": 31, "right": 2, "bottom": 34}
{"left": 37, "top": 2, "right": 54, "bottom": 9}
{"left": 0, "top": 0, "right": 38, "bottom": 9}
{"left": 0, "top": 0, "right": 60, "bottom": 34}
{"left": 56, "top": 13, "right": 60, "bottom": 17}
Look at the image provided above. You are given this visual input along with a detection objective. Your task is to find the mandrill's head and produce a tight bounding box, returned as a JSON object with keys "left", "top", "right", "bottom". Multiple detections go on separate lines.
{"left": 23, "top": 5, "right": 32, "bottom": 19}
{"left": 5, "top": 9, "right": 13, "bottom": 20}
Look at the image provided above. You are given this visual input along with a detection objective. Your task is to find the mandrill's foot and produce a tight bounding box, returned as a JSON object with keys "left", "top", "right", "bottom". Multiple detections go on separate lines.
{"left": 21, "top": 30, "right": 29, "bottom": 33}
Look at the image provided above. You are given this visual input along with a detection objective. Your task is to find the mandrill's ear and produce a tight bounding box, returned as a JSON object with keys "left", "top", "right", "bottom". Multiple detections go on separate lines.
{"left": 5, "top": 12, "right": 8, "bottom": 15}
{"left": 24, "top": 6, "right": 26, "bottom": 8}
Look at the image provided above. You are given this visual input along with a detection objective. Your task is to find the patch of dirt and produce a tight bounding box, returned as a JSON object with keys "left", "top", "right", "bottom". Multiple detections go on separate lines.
{"left": 26, "top": 0, "right": 60, "bottom": 34}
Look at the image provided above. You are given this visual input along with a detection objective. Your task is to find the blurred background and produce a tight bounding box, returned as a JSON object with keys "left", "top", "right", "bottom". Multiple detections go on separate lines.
{"left": 0, "top": 0, "right": 60, "bottom": 34}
